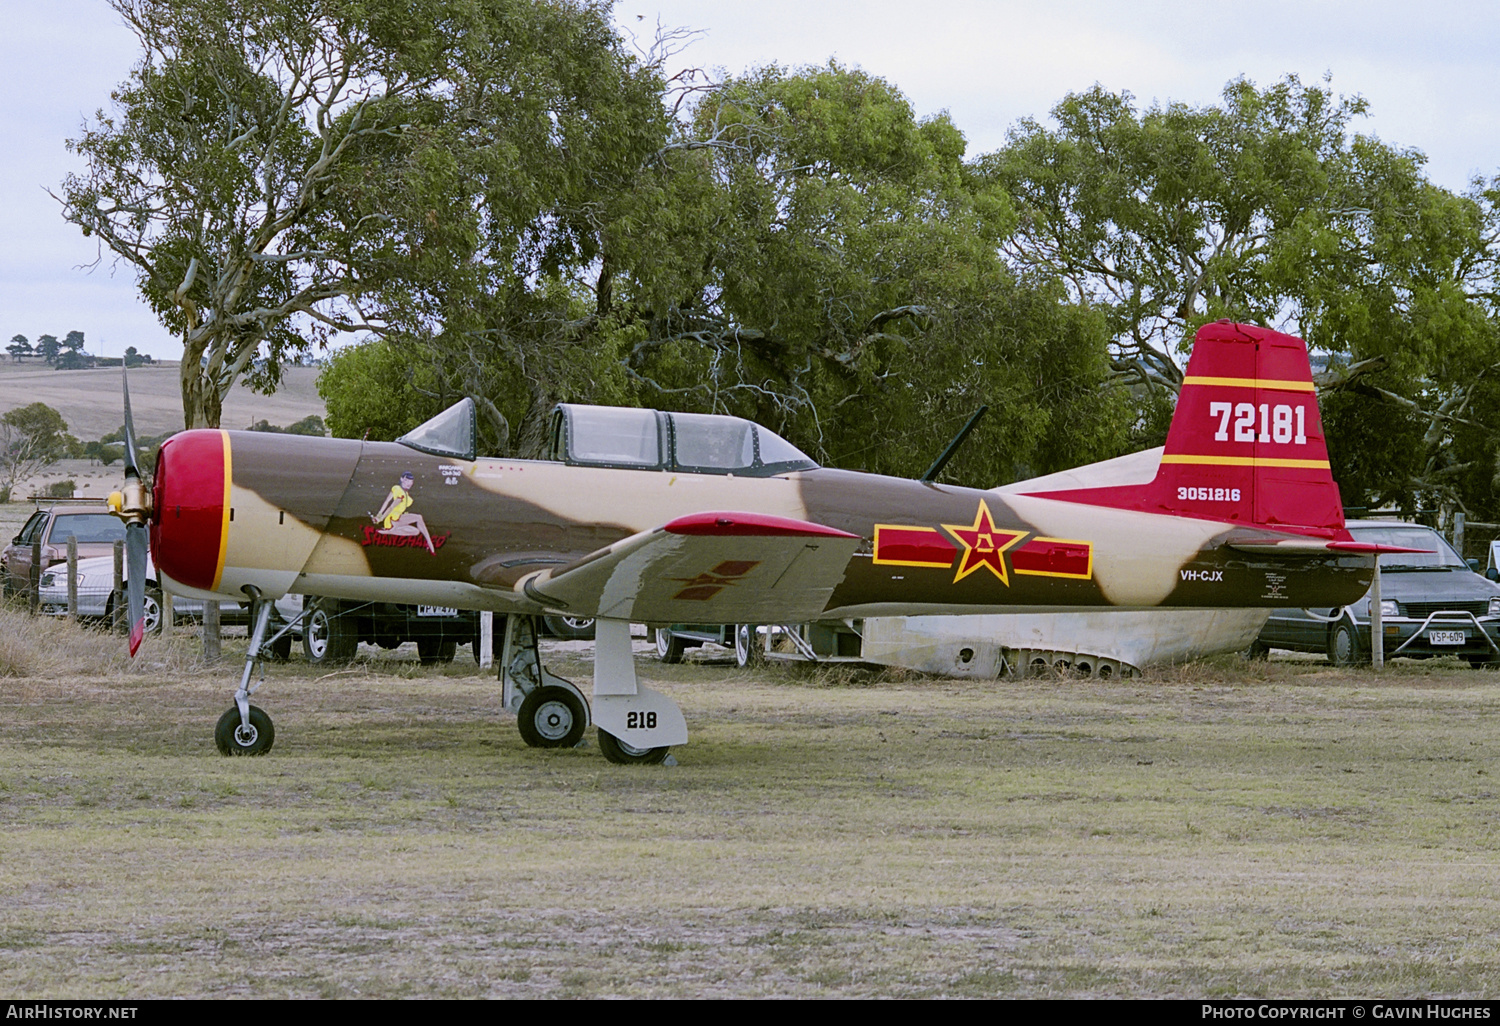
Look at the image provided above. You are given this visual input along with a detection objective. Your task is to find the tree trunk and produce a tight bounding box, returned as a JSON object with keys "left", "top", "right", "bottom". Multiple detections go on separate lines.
{"left": 180, "top": 339, "right": 209, "bottom": 430}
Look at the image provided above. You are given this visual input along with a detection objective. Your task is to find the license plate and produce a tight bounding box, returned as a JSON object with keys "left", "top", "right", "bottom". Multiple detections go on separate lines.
{"left": 1428, "top": 630, "right": 1466, "bottom": 645}
{"left": 417, "top": 605, "right": 459, "bottom": 617}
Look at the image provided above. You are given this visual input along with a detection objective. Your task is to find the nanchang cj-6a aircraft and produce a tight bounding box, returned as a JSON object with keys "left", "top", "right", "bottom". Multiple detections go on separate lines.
{"left": 109, "top": 322, "right": 1402, "bottom": 763}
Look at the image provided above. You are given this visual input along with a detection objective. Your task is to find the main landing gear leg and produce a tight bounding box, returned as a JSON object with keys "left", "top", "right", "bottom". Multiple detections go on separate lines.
{"left": 590, "top": 618, "right": 687, "bottom": 765}
{"left": 499, "top": 615, "right": 591, "bottom": 749}
{"left": 213, "top": 589, "right": 307, "bottom": 757}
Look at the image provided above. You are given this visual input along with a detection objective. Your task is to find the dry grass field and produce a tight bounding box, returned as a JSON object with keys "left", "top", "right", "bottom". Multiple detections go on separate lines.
{"left": 0, "top": 359, "right": 325, "bottom": 442}
{"left": 1, "top": 604, "right": 1498, "bottom": 999}
{"left": 0, "top": 360, "right": 326, "bottom": 500}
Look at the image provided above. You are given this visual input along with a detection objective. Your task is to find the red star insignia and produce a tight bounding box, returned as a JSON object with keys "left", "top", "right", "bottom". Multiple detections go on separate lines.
{"left": 941, "top": 500, "right": 1026, "bottom": 585}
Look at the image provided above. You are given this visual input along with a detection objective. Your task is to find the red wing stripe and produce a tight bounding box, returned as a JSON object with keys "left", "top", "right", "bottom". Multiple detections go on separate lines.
{"left": 1011, "top": 538, "right": 1093, "bottom": 579}
{"left": 873, "top": 525, "right": 958, "bottom": 567}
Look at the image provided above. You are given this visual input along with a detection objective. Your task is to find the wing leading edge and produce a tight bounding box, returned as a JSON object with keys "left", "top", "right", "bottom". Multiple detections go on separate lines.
{"left": 517, "top": 511, "right": 861, "bottom": 624}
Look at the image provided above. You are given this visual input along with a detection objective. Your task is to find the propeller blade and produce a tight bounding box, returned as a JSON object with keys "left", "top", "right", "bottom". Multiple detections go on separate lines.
{"left": 121, "top": 365, "right": 141, "bottom": 481}
{"left": 127, "top": 522, "right": 147, "bottom": 656}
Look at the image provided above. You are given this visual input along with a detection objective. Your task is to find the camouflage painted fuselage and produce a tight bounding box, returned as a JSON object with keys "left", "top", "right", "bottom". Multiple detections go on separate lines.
{"left": 151, "top": 431, "right": 1374, "bottom": 619}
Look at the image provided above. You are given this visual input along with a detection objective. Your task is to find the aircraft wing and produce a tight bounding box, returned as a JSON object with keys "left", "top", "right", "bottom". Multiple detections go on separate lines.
{"left": 518, "top": 511, "right": 862, "bottom": 623}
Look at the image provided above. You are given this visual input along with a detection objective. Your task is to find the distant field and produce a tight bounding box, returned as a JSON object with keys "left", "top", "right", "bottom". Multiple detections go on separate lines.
{"left": 0, "top": 359, "right": 325, "bottom": 441}
{"left": 0, "top": 359, "right": 326, "bottom": 499}
{"left": 1, "top": 611, "right": 1498, "bottom": 999}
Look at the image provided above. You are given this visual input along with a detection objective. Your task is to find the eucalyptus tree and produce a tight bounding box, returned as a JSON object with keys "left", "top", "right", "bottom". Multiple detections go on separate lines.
{"left": 987, "top": 75, "right": 1500, "bottom": 514}
{"left": 321, "top": 62, "right": 1131, "bottom": 484}
{"left": 608, "top": 63, "right": 1130, "bottom": 484}
{"left": 59, "top": 0, "right": 662, "bottom": 431}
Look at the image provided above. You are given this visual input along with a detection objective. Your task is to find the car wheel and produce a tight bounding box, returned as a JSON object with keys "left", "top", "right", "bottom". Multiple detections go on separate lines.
{"left": 303, "top": 601, "right": 357, "bottom": 664}
{"left": 1244, "top": 638, "right": 1270, "bottom": 661}
{"left": 734, "top": 624, "right": 761, "bottom": 667}
{"left": 142, "top": 587, "right": 163, "bottom": 633}
{"left": 416, "top": 637, "right": 457, "bottom": 664}
{"left": 1327, "top": 621, "right": 1365, "bottom": 667}
{"left": 655, "top": 628, "right": 685, "bottom": 664}
{"left": 543, "top": 614, "right": 596, "bottom": 640}
{"left": 263, "top": 629, "right": 294, "bottom": 662}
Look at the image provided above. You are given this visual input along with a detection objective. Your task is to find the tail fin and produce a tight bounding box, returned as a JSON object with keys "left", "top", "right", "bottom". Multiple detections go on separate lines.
{"left": 1023, "top": 321, "right": 1345, "bottom": 535}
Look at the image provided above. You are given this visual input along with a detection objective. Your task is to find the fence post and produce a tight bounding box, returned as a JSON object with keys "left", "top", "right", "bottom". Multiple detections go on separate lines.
{"left": 1370, "top": 563, "right": 1384, "bottom": 671}
{"left": 203, "top": 600, "right": 220, "bottom": 662}
{"left": 29, "top": 538, "right": 40, "bottom": 615}
{"left": 160, "top": 592, "right": 173, "bottom": 635}
{"left": 66, "top": 536, "right": 77, "bottom": 622}
{"left": 112, "top": 540, "right": 124, "bottom": 633}
{"left": 479, "top": 610, "right": 494, "bottom": 669}
{"left": 1454, "top": 512, "right": 1466, "bottom": 562}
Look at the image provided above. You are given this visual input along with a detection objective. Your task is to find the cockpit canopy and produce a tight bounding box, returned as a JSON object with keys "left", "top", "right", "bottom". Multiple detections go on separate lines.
{"left": 548, "top": 404, "right": 817, "bottom": 476}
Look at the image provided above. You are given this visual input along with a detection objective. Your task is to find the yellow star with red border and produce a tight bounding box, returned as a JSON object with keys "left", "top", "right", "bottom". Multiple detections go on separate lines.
{"left": 941, "top": 500, "right": 1026, "bottom": 585}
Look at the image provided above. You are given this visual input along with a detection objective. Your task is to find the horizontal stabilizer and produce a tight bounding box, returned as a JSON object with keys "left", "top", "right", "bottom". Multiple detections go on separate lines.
{"left": 518, "top": 511, "right": 861, "bottom": 623}
{"left": 1225, "top": 532, "right": 1428, "bottom": 556}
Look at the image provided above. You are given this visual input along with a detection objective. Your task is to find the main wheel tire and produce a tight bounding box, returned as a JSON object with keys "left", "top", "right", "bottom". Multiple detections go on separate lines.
{"left": 517, "top": 686, "right": 587, "bottom": 748}
{"left": 303, "top": 602, "right": 357, "bottom": 664}
{"left": 1327, "top": 621, "right": 1365, "bottom": 667}
{"left": 598, "top": 729, "right": 670, "bottom": 765}
{"left": 1244, "top": 638, "right": 1270, "bottom": 661}
{"left": 655, "top": 628, "right": 686, "bottom": 664}
{"left": 734, "top": 624, "right": 760, "bottom": 668}
{"left": 214, "top": 705, "right": 275, "bottom": 756}
{"left": 543, "top": 614, "right": 596, "bottom": 640}
{"left": 417, "top": 637, "right": 458, "bottom": 664}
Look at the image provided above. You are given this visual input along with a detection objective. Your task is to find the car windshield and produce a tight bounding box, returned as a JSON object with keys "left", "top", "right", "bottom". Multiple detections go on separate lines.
{"left": 1350, "top": 525, "right": 1466, "bottom": 570}
{"left": 50, "top": 514, "right": 127, "bottom": 545}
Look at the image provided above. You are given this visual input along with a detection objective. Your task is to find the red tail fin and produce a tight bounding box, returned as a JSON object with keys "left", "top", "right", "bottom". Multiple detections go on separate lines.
{"left": 1025, "top": 322, "right": 1345, "bottom": 535}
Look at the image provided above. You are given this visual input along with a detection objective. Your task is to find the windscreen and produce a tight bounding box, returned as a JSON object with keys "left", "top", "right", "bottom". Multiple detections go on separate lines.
{"left": 51, "top": 514, "right": 127, "bottom": 545}
{"left": 397, "top": 399, "right": 477, "bottom": 461}
{"left": 1351, "top": 525, "right": 1465, "bottom": 569}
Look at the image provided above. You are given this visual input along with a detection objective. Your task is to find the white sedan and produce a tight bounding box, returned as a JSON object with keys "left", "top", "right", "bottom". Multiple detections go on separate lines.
{"left": 38, "top": 553, "right": 301, "bottom": 634}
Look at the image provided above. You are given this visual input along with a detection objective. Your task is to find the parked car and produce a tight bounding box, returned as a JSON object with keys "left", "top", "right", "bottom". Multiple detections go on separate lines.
{"left": 1253, "top": 520, "right": 1500, "bottom": 666}
{"left": 38, "top": 552, "right": 301, "bottom": 651}
{"left": 301, "top": 598, "right": 484, "bottom": 665}
{"left": 3, "top": 503, "right": 123, "bottom": 599}
{"left": 654, "top": 623, "right": 759, "bottom": 666}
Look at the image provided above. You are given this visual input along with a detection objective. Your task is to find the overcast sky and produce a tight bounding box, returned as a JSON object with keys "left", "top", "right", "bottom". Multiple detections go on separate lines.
{"left": 3, "top": 0, "right": 1497, "bottom": 363}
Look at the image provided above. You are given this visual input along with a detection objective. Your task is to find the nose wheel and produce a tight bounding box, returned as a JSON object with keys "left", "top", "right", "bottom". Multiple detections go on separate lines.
{"left": 215, "top": 705, "right": 275, "bottom": 755}
{"left": 213, "top": 589, "right": 305, "bottom": 757}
